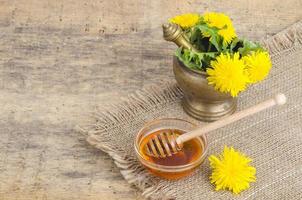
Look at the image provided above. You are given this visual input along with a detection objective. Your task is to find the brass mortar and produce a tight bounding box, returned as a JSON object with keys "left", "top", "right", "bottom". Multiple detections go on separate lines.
{"left": 163, "top": 23, "right": 237, "bottom": 121}
{"left": 173, "top": 56, "right": 237, "bottom": 122}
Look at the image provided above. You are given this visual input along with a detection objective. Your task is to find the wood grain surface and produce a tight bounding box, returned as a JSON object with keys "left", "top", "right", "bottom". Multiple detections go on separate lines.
{"left": 0, "top": 0, "right": 301, "bottom": 199}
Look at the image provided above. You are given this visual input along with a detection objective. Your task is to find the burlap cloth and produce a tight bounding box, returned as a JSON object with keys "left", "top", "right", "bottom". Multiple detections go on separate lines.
{"left": 81, "top": 21, "right": 302, "bottom": 199}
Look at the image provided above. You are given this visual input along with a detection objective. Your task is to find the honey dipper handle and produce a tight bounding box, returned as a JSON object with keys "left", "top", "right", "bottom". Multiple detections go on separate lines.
{"left": 176, "top": 93, "right": 287, "bottom": 145}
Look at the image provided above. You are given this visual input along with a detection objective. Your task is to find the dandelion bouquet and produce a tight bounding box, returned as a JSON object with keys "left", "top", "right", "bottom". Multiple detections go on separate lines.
{"left": 169, "top": 12, "right": 272, "bottom": 97}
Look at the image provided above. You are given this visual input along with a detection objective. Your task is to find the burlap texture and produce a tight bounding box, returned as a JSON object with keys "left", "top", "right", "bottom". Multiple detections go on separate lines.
{"left": 81, "top": 21, "right": 302, "bottom": 199}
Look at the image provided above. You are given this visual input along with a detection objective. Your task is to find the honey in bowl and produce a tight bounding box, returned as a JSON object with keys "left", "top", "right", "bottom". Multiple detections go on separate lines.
{"left": 138, "top": 129, "right": 205, "bottom": 180}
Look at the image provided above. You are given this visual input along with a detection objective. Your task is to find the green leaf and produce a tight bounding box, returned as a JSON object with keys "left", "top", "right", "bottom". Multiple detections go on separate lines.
{"left": 195, "top": 24, "right": 222, "bottom": 51}
{"left": 230, "top": 38, "right": 239, "bottom": 52}
{"left": 174, "top": 47, "right": 218, "bottom": 71}
{"left": 238, "top": 39, "right": 264, "bottom": 56}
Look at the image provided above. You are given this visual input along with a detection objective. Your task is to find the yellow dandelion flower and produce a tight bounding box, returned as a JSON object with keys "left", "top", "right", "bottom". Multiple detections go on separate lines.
{"left": 207, "top": 52, "right": 249, "bottom": 97}
{"left": 169, "top": 13, "right": 200, "bottom": 29}
{"left": 217, "top": 27, "right": 237, "bottom": 45}
{"left": 209, "top": 146, "right": 256, "bottom": 194}
{"left": 243, "top": 51, "right": 272, "bottom": 83}
{"left": 203, "top": 12, "right": 237, "bottom": 44}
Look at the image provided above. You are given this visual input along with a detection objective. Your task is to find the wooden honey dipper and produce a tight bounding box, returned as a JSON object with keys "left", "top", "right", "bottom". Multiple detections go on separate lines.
{"left": 144, "top": 93, "right": 287, "bottom": 158}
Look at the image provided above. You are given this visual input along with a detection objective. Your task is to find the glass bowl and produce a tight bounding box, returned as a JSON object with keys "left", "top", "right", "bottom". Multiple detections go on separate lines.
{"left": 134, "top": 118, "right": 208, "bottom": 180}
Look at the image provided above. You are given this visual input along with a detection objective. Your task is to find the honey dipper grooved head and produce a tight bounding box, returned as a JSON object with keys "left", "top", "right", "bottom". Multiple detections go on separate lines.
{"left": 144, "top": 130, "right": 183, "bottom": 158}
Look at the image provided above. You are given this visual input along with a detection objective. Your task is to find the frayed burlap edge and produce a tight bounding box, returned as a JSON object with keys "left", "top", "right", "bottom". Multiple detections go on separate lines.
{"left": 78, "top": 20, "right": 302, "bottom": 199}
{"left": 78, "top": 83, "right": 183, "bottom": 199}
{"left": 261, "top": 20, "right": 302, "bottom": 54}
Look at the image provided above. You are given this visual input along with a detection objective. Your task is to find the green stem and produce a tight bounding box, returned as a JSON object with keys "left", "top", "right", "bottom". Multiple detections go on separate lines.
{"left": 207, "top": 43, "right": 212, "bottom": 52}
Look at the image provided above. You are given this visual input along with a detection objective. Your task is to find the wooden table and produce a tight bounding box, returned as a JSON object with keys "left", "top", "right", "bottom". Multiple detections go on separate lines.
{"left": 0, "top": 0, "right": 301, "bottom": 199}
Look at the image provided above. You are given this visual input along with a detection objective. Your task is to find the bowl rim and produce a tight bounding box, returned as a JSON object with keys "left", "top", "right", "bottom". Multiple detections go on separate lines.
{"left": 134, "top": 118, "right": 208, "bottom": 172}
{"left": 174, "top": 56, "right": 208, "bottom": 76}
